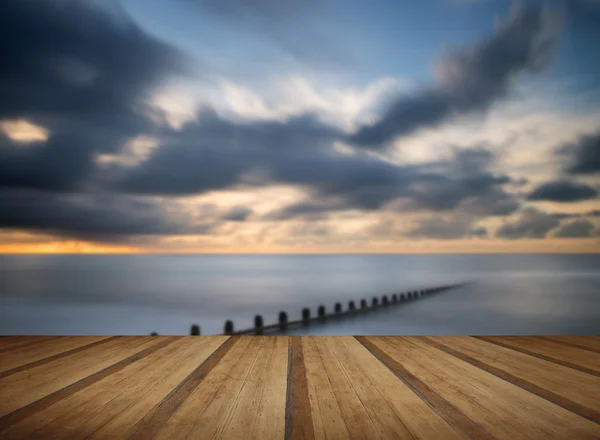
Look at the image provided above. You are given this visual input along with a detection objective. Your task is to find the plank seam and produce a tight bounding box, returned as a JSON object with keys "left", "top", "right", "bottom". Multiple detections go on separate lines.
{"left": 124, "top": 336, "right": 239, "bottom": 440}
{"left": 422, "top": 337, "right": 600, "bottom": 424}
{"left": 213, "top": 338, "right": 265, "bottom": 439}
{"left": 0, "top": 337, "right": 175, "bottom": 432}
{"left": 539, "top": 337, "right": 600, "bottom": 355}
{"left": 355, "top": 336, "right": 497, "bottom": 440}
{"left": 474, "top": 337, "right": 600, "bottom": 377}
{"left": 0, "top": 337, "right": 66, "bottom": 354}
{"left": 326, "top": 337, "right": 402, "bottom": 440}
{"left": 314, "top": 338, "right": 352, "bottom": 438}
{"left": 285, "top": 337, "right": 316, "bottom": 440}
{"left": 0, "top": 336, "right": 120, "bottom": 379}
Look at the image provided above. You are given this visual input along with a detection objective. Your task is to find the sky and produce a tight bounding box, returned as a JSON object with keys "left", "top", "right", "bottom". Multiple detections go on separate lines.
{"left": 0, "top": 0, "right": 599, "bottom": 254}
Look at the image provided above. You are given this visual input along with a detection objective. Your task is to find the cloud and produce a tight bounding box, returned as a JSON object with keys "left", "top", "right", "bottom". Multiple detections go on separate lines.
{"left": 223, "top": 206, "right": 253, "bottom": 222}
{"left": 406, "top": 216, "right": 487, "bottom": 240}
{"left": 558, "top": 131, "right": 600, "bottom": 175}
{"left": 0, "top": 190, "right": 185, "bottom": 241}
{"left": 554, "top": 219, "right": 597, "bottom": 238}
{"left": 349, "top": 4, "right": 561, "bottom": 148}
{"left": 260, "top": 146, "right": 519, "bottom": 219}
{"left": 0, "top": 189, "right": 256, "bottom": 242}
{"left": 496, "top": 207, "right": 560, "bottom": 239}
{"left": 527, "top": 180, "right": 597, "bottom": 202}
{"left": 0, "top": 0, "right": 185, "bottom": 192}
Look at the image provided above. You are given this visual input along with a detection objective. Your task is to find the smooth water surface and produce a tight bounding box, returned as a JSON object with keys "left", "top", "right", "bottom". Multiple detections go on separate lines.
{"left": 1, "top": 254, "right": 599, "bottom": 335}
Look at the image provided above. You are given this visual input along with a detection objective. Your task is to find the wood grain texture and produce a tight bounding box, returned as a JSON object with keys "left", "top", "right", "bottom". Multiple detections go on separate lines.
{"left": 356, "top": 336, "right": 495, "bottom": 440}
{"left": 372, "top": 337, "right": 600, "bottom": 440}
{"left": 476, "top": 336, "right": 600, "bottom": 376}
{"left": 286, "top": 337, "right": 315, "bottom": 440}
{"left": 541, "top": 336, "right": 600, "bottom": 354}
{"left": 0, "top": 337, "right": 116, "bottom": 378}
{"left": 0, "top": 336, "right": 598, "bottom": 440}
{"left": 543, "top": 336, "right": 600, "bottom": 353}
{"left": 0, "top": 337, "right": 173, "bottom": 431}
{"left": 424, "top": 336, "right": 600, "bottom": 423}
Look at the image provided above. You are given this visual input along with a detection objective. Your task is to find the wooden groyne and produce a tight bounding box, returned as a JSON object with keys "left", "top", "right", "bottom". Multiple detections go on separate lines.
{"left": 177, "top": 282, "right": 468, "bottom": 336}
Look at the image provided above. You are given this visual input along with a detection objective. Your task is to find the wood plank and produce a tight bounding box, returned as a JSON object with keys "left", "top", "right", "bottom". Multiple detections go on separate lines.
{"left": 424, "top": 336, "right": 600, "bottom": 423}
{"left": 183, "top": 336, "right": 264, "bottom": 440}
{"left": 86, "top": 337, "right": 229, "bottom": 440}
{"left": 0, "top": 337, "right": 188, "bottom": 439}
{"left": 331, "top": 337, "right": 463, "bottom": 440}
{"left": 0, "top": 337, "right": 116, "bottom": 377}
{"left": 218, "top": 337, "right": 284, "bottom": 439}
{"left": 357, "top": 336, "right": 495, "bottom": 440}
{"left": 15, "top": 337, "right": 210, "bottom": 439}
{"left": 124, "top": 336, "right": 236, "bottom": 440}
{"left": 151, "top": 337, "right": 263, "bottom": 439}
{"left": 0, "top": 336, "right": 166, "bottom": 418}
{"left": 303, "top": 336, "right": 350, "bottom": 440}
{"left": 251, "top": 337, "right": 288, "bottom": 440}
{"left": 540, "top": 336, "right": 600, "bottom": 354}
{"left": 0, "top": 337, "right": 173, "bottom": 433}
{"left": 370, "top": 337, "right": 600, "bottom": 440}
{"left": 0, "top": 337, "right": 62, "bottom": 352}
{"left": 285, "top": 337, "right": 315, "bottom": 440}
{"left": 312, "top": 337, "right": 382, "bottom": 440}
{"left": 0, "top": 336, "right": 598, "bottom": 440}
{"left": 477, "top": 336, "right": 600, "bottom": 376}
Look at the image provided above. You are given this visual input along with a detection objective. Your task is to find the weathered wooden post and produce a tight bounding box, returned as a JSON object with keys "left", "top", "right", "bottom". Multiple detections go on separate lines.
{"left": 348, "top": 300, "right": 356, "bottom": 312}
{"left": 279, "top": 311, "right": 288, "bottom": 331}
{"left": 224, "top": 320, "right": 234, "bottom": 335}
{"left": 382, "top": 295, "right": 389, "bottom": 306}
{"left": 372, "top": 297, "right": 379, "bottom": 307}
{"left": 302, "top": 308, "right": 311, "bottom": 325}
{"left": 254, "top": 315, "right": 264, "bottom": 335}
{"left": 360, "top": 299, "right": 368, "bottom": 310}
{"left": 335, "top": 302, "right": 342, "bottom": 314}
{"left": 190, "top": 324, "right": 200, "bottom": 335}
{"left": 318, "top": 305, "right": 326, "bottom": 321}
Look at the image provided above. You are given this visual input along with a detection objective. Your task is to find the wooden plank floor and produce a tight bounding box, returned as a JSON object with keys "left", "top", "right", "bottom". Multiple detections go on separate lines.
{"left": 0, "top": 337, "right": 598, "bottom": 439}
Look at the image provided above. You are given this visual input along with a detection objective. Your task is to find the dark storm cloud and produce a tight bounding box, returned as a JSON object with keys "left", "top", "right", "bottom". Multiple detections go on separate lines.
{"left": 0, "top": 189, "right": 245, "bottom": 242}
{"left": 119, "top": 108, "right": 519, "bottom": 217}
{"left": 527, "top": 180, "right": 597, "bottom": 202}
{"left": 0, "top": 0, "right": 184, "bottom": 121}
{"left": 406, "top": 217, "right": 487, "bottom": 240}
{"left": 259, "top": 147, "right": 519, "bottom": 219}
{"left": 349, "top": 5, "right": 560, "bottom": 148}
{"left": 554, "top": 219, "right": 597, "bottom": 238}
{"left": 496, "top": 207, "right": 560, "bottom": 239}
{"left": 0, "top": 1, "right": 554, "bottom": 244}
{"left": 117, "top": 108, "right": 343, "bottom": 195}
{"left": 0, "top": 0, "right": 185, "bottom": 192}
{"left": 558, "top": 131, "right": 600, "bottom": 175}
{"left": 0, "top": 190, "right": 184, "bottom": 242}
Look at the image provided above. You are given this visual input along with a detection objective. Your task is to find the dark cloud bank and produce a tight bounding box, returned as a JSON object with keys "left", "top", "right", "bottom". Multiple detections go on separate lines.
{"left": 0, "top": 1, "right": 596, "bottom": 244}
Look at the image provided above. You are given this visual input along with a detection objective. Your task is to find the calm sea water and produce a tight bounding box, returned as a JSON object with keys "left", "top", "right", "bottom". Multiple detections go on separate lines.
{"left": 0, "top": 254, "right": 599, "bottom": 336}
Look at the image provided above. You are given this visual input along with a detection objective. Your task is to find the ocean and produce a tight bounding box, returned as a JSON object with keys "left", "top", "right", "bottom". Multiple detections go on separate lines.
{"left": 1, "top": 254, "right": 599, "bottom": 336}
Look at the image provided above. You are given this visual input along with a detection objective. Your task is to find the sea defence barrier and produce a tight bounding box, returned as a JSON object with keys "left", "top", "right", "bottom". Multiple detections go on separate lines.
{"left": 154, "top": 282, "right": 467, "bottom": 336}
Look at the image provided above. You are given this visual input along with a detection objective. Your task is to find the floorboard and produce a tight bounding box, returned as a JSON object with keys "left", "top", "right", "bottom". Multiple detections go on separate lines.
{"left": 0, "top": 336, "right": 598, "bottom": 439}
